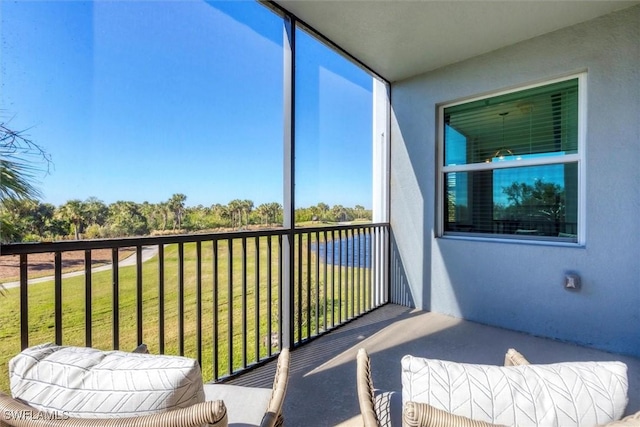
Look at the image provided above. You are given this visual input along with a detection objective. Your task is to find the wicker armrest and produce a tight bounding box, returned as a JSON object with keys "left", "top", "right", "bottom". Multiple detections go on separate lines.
{"left": 0, "top": 392, "right": 227, "bottom": 427}
{"left": 602, "top": 411, "right": 640, "bottom": 426}
{"left": 356, "top": 348, "right": 378, "bottom": 427}
{"left": 504, "top": 348, "right": 529, "bottom": 366}
{"left": 403, "top": 401, "right": 506, "bottom": 427}
{"left": 260, "top": 348, "right": 290, "bottom": 427}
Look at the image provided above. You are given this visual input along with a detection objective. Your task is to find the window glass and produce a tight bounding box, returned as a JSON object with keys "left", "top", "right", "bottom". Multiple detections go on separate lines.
{"left": 442, "top": 78, "right": 580, "bottom": 241}
{"left": 445, "top": 79, "right": 578, "bottom": 166}
{"left": 445, "top": 163, "right": 578, "bottom": 237}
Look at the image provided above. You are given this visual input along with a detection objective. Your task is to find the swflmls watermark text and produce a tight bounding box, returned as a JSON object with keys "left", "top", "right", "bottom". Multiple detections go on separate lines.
{"left": 4, "top": 410, "right": 70, "bottom": 421}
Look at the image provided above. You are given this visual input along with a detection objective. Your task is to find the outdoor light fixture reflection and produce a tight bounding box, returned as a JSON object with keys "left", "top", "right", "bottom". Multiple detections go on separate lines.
{"left": 485, "top": 111, "right": 521, "bottom": 162}
{"left": 489, "top": 147, "right": 515, "bottom": 162}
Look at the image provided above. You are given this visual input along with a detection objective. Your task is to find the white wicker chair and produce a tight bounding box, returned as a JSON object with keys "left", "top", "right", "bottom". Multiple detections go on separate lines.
{"left": 204, "top": 348, "right": 290, "bottom": 427}
{"left": 0, "top": 394, "right": 227, "bottom": 427}
{"left": 357, "top": 348, "right": 638, "bottom": 427}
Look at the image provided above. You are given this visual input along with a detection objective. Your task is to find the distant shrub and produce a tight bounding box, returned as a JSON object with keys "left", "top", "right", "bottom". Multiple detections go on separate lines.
{"left": 84, "top": 224, "right": 104, "bottom": 239}
{"left": 150, "top": 229, "right": 186, "bottom": 236}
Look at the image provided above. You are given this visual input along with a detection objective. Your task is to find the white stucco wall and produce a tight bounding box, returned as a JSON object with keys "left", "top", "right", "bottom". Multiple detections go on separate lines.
{"left": 389, "top": 5, "right": 640, "bottom": 357}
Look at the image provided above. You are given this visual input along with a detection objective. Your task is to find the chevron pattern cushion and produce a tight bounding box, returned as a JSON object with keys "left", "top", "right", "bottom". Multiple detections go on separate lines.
{"left": 9, "top": 343, "right": 206, "bottom": 418}
{"left": 401, "top": 355, "right": 628, "bottom": 427}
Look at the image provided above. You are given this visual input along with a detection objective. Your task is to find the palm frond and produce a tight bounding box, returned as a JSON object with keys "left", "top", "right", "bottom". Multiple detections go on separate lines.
{"left": 0, "top": 159, "right": 43, "bottom": 201}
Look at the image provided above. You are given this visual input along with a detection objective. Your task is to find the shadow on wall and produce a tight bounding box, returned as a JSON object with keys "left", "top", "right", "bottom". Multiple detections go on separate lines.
{"left": 390, "top": 232, "right": 416, "bottom": 308}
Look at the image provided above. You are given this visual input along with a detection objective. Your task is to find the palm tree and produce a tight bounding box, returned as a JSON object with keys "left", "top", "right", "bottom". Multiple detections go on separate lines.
{"left": 168, "top": 193, "right": 187, "bottom": 230}
{"left": 241, "top": 199, "right": 254, "bottom": 227}
{"left": 0, "top": 120, "right": 50, "bottom": 242}
{"left": 316, "top": 202, "right": 329, "bottom": 221}
{"left": 106, "top": 201, "right": 148, "bottom": 237}
{"left": 0, "top": 198, "right": 52, "bottom": 240}
{"left": 211, "top": 203, "right": 230, "bottom": 227}
{"left": 1, "top": 118, "right": 51, "bottom": 295}
{"left": 268, "top": 202, "right": 283, "bottom": 225}
{"left": 256, "top": 203, "right": 269, "bottom": 225}
{"left": 84, "top": 197, "right": 107, "bottom": 227}
{"left": 157, "top": 202, "right": 170, "bottom": 231}
{"left": 56, "top": 200, "right": 86, "bottom": 240}
{"left": 0, "top": 159, "right": 41, "bottom": 203}
{"left": 227, "top": 199, "right": 243, "bottom": 229}
{"left": 331, "top": 204, "right": 347, "bottom": 222}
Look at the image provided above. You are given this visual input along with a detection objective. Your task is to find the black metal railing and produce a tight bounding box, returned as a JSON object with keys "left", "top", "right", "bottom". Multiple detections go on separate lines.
{"left": 0, "top": 223, "right": 389, "bottom": 389}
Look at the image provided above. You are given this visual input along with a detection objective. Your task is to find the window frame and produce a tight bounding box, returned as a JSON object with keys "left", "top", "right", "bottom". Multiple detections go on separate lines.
{"left": 436, "top": 73, "right": 587, "bottom": 245}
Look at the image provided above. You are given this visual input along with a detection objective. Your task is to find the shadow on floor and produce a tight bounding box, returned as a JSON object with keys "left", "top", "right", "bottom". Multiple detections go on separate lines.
{"left": 226, "top": 303, "right": 640, "bottom": 427}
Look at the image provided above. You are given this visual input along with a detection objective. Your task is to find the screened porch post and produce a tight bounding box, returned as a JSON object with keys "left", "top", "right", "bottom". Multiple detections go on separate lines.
{"left": 282, "top": 13, "right": 295, "bottom": 350}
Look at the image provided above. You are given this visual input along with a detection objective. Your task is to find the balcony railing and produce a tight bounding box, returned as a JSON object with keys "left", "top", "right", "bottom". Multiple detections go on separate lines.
{"left": 0, "top": 223, "right": 389, "bottom": 388}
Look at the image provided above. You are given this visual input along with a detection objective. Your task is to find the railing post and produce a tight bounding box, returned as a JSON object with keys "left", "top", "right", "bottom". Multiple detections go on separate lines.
{"left": 196, "top": 241, "right": 202, "bottom": 367}
{"left": 385, "top": 225, "right": 391, "bottom": 304}
{"left": 158, "top": 244, "right": 165, "bottom": 354}
{"left": 241, "top": 237, "right": 247, "bottom": 369}
{"left": 84, "top": 250, "right": 92, "bottom": 347}
{"left": 178, "top": 242, "right": 184, "bottom": 356}
{"left": 212, "top": 240, "right": 219, "bottom": 380}
{"left": 19, "top": 254, "right": 28, "bottom": 350}
{"left": 267, "top": 236, "right": 273, "bottom": 357}
{"left": 112, "top": 248, "right": 119, "bottom": 350}
{"left": 54, "top": 252, "right": 62, "bottom": 345}
{"left": 136, "top": 246, "right": 143, "bottom": 346}
{"left": 227, "top": 239, "right": 234, "bottom": 375}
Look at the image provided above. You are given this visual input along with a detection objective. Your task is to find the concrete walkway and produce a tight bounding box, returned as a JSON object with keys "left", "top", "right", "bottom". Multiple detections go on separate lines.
{"left": 227, "top": 304, "right": 640, "bottom": 427}
{"left": 1, "top": 246, "right": 158, "bottom": 289}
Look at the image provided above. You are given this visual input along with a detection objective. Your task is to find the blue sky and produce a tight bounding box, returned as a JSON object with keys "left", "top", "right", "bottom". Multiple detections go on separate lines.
{"left": 0, "top": 0, "right": 373, "bottom": 209}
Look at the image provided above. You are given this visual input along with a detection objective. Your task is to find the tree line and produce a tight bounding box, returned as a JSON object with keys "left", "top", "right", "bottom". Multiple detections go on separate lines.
{"left": 1, "top": 194, "right": 372, "bottom": 243}
{"left": 0, "top": 119, "right": 371, "bottom": 243}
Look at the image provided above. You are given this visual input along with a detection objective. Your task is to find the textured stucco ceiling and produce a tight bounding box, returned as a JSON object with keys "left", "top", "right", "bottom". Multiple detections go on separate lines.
{"left": 273, "top": 1, "right": 639, "bottom": 82}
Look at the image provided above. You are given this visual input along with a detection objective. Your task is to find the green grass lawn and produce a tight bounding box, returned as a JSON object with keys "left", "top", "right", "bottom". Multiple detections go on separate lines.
{"left": 0, "top": 234, "right": 372, "bottom": 392}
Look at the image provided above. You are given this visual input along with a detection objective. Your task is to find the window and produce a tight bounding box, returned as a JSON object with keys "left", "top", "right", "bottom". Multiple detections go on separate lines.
{"left": 439, "top": 75, "right": 584, "bottom": 243}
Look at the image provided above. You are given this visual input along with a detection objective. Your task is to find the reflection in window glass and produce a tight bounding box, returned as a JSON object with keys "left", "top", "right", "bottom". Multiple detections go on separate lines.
{"left": 445, "top": 164, "right": 578, "bottom": 237}
{"left": 294, "top": 28, "right": 373, "bottom": 226}
{"left": 444, "top": 78, "right": 578, "bottom": 167}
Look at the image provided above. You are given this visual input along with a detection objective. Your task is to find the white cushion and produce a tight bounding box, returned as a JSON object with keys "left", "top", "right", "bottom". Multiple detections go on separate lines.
{"left": 203, "top": 383, "right": 271, "bottom": 426}
{"left": 9, "top": 343, "right": 205, "bottom": 418}
{"left": 401, "top": 355, "right": 628, "bottom": 427}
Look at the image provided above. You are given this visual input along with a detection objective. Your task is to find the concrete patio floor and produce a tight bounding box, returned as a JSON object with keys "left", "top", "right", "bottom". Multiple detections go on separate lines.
{"left": 226, "top": 303, "right": 640, "bottom": 427}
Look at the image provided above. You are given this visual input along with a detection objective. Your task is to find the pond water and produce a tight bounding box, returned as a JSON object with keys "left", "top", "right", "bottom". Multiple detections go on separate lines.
{"left": 311, "top": 233, "right": 371, "bottom": 268}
